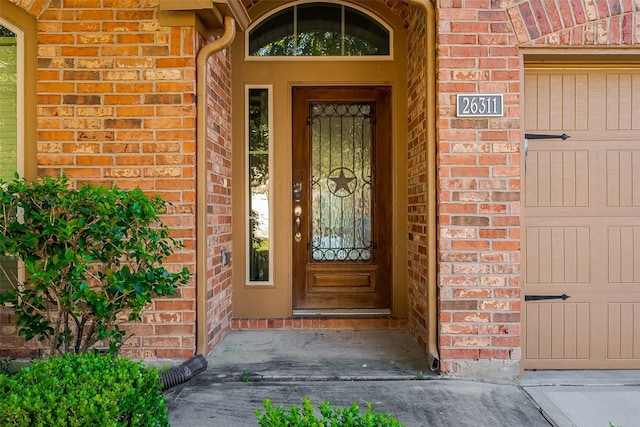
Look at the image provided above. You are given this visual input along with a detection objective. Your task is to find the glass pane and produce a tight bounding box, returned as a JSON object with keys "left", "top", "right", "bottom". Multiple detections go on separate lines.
{"left": 310, "top": 103, "right": 373, "bottom": 262}
{"left": 296, "top": 3, "right": 341, "bottom": 56}
{"left": 248, "top": 8, "right": 295, "bottom": 56}
{"left": 0, "top": 26, "right": 17, "bottom": 182}
{"left": 0, "top": 26, "right": 18, "bottom": 293}
{"left": 248, "top": 3, "right": 390, "bottom": 57}
{"left": 344, "top": 8, "right": 389, "bottom": 56}
{"left": 248, "top": 88, "right": 270, "bottom": 281}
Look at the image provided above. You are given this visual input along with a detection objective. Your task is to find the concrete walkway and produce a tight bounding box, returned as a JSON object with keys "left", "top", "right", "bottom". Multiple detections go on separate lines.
{"left": 521, "top": 370, "right": 640, "bottom": 427}
{"left": 165, "top": 330, "right": 638, "bottom": 426}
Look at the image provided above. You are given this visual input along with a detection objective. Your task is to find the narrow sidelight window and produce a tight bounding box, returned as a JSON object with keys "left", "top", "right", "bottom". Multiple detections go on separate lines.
{"left": 0, "top": 25, "right": 17, "bottom": 181}
{"left": 247, "top": 87, "right": 272, "bottom": 283}
{"left": 0, "top": 24, "right": 18, "bottom": 292}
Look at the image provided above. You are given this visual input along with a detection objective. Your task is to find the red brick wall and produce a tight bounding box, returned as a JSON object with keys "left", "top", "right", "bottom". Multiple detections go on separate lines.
{"left": 506, "top": 0, "right": 639, "bottom": 45}
{"left": 202, "top": 47, "right": 233, "bottom": 353}
{"left": 405, "top": 4, "right": 430, "bottom": 353}
{"left": 436, "top": 1, "right": 523, "bottom": 377}
{"left": 435, "top": 0, "right": 640, "bottom": 377}
{"left": 0, "top": 0, "right": 232, "bottom": 360}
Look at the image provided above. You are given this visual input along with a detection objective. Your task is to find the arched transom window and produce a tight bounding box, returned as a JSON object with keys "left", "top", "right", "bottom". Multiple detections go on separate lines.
{"left": 248, "top": 2, "right": 391, "bottom": 57}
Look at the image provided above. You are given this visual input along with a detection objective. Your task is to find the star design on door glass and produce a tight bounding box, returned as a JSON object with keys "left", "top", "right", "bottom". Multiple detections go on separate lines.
{"left": 328, "top": 168, "right": 357, "bottom": 196}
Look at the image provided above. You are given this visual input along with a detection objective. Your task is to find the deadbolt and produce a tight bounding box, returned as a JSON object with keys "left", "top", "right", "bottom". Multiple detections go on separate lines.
{"left": 293, "top": 182, "right": 302, "bottom": 202}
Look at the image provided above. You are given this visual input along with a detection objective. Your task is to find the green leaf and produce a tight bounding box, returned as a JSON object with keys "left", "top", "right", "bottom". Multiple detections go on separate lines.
{"left": 0, "top": 353, "right": 169, "bottom": 426}
{"left": 254, "top": 398, "right": 405, "bottom": 427}
{"left": 0, "top": 174, "right": 190, "bottom": 355}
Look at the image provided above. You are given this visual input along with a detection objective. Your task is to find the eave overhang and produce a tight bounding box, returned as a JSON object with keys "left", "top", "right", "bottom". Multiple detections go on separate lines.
{"left": 159, "top": 0, "right": 250, "bottom": 37}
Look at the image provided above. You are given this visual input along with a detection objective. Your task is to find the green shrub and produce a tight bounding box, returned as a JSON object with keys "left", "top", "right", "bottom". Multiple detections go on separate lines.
{"left": 0, "top": 174, "right": 190, "bottom": 355}
{"left": 0, "top": 352, "right": 169, "bottom": 427}
{"left": 255, "top": 397, "right": 405, "bottom": 427}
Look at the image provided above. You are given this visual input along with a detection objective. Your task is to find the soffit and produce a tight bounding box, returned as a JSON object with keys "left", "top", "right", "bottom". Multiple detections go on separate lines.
{"left": 159, "top": 0, "right": 250, "bottom": 35}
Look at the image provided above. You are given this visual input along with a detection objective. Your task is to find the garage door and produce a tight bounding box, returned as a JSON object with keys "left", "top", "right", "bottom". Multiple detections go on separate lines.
{"left": 523, "top": 69, "right": 640, "bottom": 369}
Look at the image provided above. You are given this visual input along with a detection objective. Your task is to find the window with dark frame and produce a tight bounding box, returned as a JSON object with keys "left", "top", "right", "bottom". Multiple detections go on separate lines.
{"left": 248, "top": 2, "right": 390, "bottom": 57}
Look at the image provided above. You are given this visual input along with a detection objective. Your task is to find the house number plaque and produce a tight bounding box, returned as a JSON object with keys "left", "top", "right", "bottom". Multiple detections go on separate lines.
{"left": 456, "top": 94, "right": 503, "bottom": 117}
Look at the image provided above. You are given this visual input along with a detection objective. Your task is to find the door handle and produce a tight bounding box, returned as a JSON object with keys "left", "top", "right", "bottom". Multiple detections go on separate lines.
{"left": 294, "top": 205, "right": 302, "bottom": 242}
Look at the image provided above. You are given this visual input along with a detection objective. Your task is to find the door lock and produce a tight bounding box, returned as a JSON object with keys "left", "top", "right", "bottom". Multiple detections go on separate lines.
{"left": 293, "top": 182, "right": 302, "bottom": 202}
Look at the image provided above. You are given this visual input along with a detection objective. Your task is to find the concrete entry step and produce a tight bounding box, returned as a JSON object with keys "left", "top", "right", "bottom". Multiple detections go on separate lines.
{"left": 168, "top": 379, "right": 553, "bottom": 427}
{"left": 201, "top": 329, "right": 434, "bottom": 382}
{"left": 166, "top": 330, "right": 552, "bottom": 427}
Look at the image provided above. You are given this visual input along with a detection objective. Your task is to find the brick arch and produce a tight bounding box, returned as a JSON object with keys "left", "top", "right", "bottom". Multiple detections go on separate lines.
{"left": 506, "top": 0, "right": 639, "bottom": 45}
{"left": 7, "top": 0, "right": 51, "bottom": 18}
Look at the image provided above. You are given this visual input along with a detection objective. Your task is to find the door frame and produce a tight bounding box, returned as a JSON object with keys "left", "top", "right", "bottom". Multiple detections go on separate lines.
{"left": 291, "top": 85, "right": 393, "bottom": 312}
{"left": 229, "top": 1, "right": 410, "bottom": 320}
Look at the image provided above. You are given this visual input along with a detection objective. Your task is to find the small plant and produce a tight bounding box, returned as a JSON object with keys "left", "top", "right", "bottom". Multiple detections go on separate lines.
{"left": 255, "top": 397, "right": 405, "bottom": 427}
{"left": 0, "top": 174, "right": 190, "bottom": 355}
{"left": 0, "top": 352, "right": 169, "bottom": 426}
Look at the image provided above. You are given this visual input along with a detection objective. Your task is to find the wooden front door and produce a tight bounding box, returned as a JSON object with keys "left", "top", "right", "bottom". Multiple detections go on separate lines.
{"left": 292, "top": 87, "right": 392, "bottom": 311}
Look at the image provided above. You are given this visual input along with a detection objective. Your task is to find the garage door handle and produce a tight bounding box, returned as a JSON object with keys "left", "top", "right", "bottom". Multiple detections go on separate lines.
{"left": 525, "top": 294, "right": 570, "bottom": 301}
{"left": 524, "top": 133, "right": 571, "bottom": 140}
